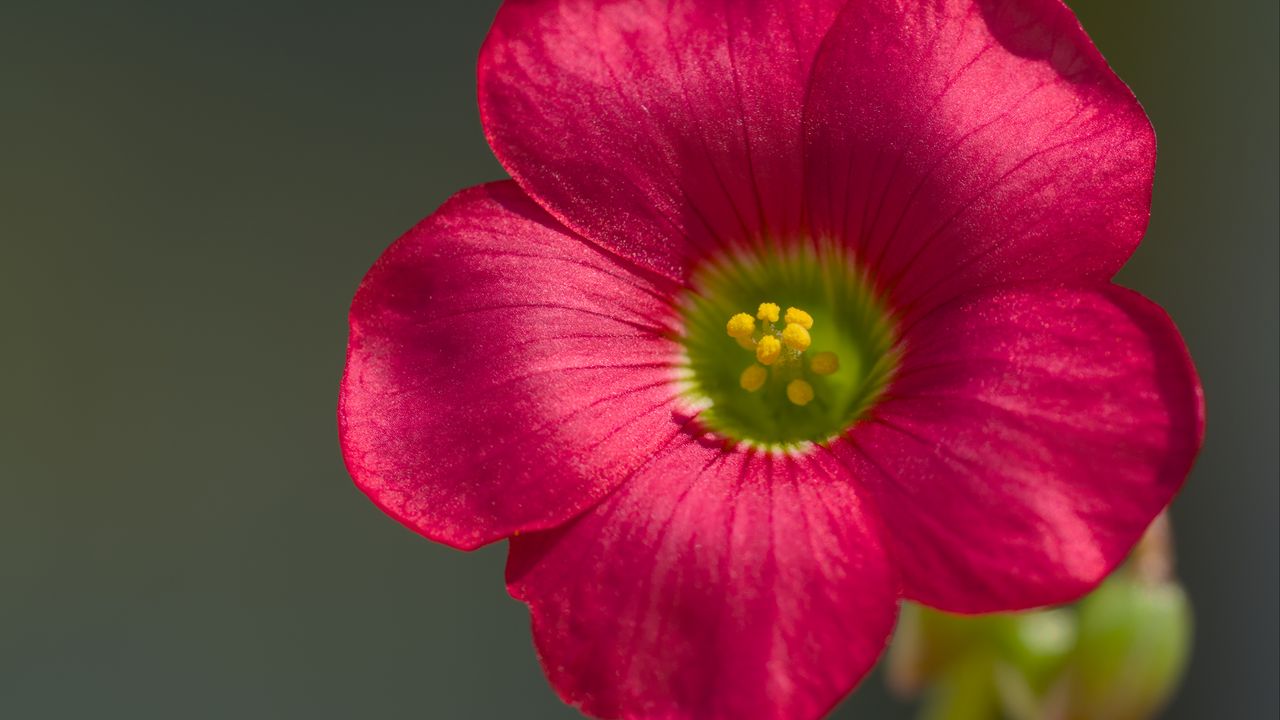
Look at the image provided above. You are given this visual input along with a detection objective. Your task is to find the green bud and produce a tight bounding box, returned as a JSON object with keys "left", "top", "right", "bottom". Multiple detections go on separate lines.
{"left": 1060, "top": 575, "right": 1192, "bottom": 720}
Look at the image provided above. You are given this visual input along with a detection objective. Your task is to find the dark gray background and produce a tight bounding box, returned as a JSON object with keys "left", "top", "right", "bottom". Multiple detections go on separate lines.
{"left": 2, "top": 1, "right": 1275, "bottom": 717}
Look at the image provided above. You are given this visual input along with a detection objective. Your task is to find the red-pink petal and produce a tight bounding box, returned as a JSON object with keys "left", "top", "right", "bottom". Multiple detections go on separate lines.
{"left": 339, "top": 182, "right": 683, "bottom": 550}
{"left": 479, "top": 0, "right": 849, "bottom": 281}
{"left": 836, "top": 285, "right": 1203, "bottom": 612}
{"left": 805, "top": 0, "right": 1156, "bottom": 317}
{"left": 508, "top": 447, "right": 898, "bottom": 720}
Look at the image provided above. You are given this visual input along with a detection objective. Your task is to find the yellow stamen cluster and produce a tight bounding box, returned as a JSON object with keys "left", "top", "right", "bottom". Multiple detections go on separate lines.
{"left": 724, "top": 303, "right": 840, "bottom": 405}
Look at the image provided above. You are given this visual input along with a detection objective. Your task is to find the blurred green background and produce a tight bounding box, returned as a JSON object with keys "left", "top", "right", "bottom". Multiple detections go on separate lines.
{"left": 1, "top": 1, "right": 1275, "bottom": 717}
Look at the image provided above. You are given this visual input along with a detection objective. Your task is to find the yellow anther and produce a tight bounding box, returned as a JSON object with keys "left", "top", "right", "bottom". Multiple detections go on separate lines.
{"left": 734, "top": 335, "right": 756, "bottom": 351}
{"left": 781, "top": 323, "right": 811, "bottom": 351}
{"left": 726, "top": 313, "right": 756, "bottom": 339}
{"left": 784, "top": 307, "right": 814, "bottom": 330}
{"left": 787, "top": 379, "right": 815, "bottom": 406}
{"left": 756, "top": 335, "right": 782, "bottom": 366}
{"left": 739, "top": 364, "right": 768, "bottom": 392}
{"left": 811, "top": 351, "right": 840, "bottom": 376}
{"left": 756, "top": 303, "right": 780, "bottom": 323}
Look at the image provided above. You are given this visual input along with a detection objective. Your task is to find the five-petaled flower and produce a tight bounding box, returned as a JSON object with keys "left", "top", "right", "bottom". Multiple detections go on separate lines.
{"left": 339, "top": 1, "right": 1204, "bottom": 718}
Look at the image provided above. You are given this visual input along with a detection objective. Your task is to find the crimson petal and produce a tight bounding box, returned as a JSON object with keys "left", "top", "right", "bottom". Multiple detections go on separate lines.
{"left": 508, "top": 447, "right": 898, "bottom": 720}
{"left": 479, "top": 0, "right": 850, "bottom": 281}
{"left": 805, "top": 0, "right": 1156, "bottom": 317}
{"left": 837, "top": 285, "right": 1203, "bottom": 612}
{"left": 340, "top": 182, "right": 681, "bottom": 550}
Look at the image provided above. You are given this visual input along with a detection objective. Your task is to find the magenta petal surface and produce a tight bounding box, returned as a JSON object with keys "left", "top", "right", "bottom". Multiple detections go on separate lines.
{"left": 836, "top": 285, "right": 1203, "bottom": 612}
{"left": 479, "top": 0, "right": 849, "bottom": 281}
{"left": 508, "top": 448, "right": 898, "bottom": 720}
{"left": 339, "top": 182, "right": 682, "bottom": 550}
{"left": 805, "top": 0, "right": 1156, "bottom": 316}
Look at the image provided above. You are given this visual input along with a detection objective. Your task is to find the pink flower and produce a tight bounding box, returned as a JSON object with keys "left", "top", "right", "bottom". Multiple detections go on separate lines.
{"left": 338, "top": 1, "right": 1204, "bottom": 718}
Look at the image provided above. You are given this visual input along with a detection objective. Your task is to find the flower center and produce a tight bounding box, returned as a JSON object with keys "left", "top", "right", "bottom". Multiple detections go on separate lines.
{"left": 726, "top": 302, "right": 833, "bottom": 406}
{"left": 676, "top": 243, "right": 899, "bottom": 449}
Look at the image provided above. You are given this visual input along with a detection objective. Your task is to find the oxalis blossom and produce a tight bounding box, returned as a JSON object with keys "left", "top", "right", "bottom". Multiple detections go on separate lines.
{"left": 339, "top": 1, "right": 1205, "bottom": 718}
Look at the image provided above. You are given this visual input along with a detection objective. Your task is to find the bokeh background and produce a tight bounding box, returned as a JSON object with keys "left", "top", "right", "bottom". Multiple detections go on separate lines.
{"left": 2, "top": 1, "right": 1275, "bottom": 717}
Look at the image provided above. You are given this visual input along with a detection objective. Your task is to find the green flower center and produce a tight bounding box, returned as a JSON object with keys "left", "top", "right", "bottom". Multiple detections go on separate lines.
{"left": 676, "top": 242, "right": 899, "bottom": 449}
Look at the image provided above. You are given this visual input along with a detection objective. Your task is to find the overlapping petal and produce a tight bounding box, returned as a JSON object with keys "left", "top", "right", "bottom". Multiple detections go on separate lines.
{"left": 833, "top": 285, "right": 1203, "bottom": 612}
{"left": 340, "top": 181, "right": 682, "bottom": 550}
{"left": 507, "top": 447, "right": 898, "bottom": 720}
{"left": 805, "top": 0, "right": 1156, "bottom": 317}
{"left": 479, "top": 0, "right": 849, "bottom": 281}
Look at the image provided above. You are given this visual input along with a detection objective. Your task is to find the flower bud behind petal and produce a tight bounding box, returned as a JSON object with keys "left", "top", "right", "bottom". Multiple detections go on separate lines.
{"left": 1062, "top": 576, "right": 1192, "bottom": 720}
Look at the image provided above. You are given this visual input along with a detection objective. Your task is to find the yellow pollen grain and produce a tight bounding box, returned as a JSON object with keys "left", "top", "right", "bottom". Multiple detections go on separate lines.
{"left": 756, "top": 303, "right": 780, "bottom": 323}
{"left": 726, "top": 313, "right": 756, "bottom": 339}
{"left": 739, "top": 364, "right": 768, "bottom": 392}
{"left": 787, "top": 379, "right": 815, "bottom": 406}
{"left": 781, "top": 323, "right": 811, "bottom": 351}
{"left": 756, "top": 335, "right": 782, "bottom": 366}
{"left": 784, "top": 307, "right": 814, "bottom": 330}
{"left": 810, "top": 351, "right": 840, "bottom": 376}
